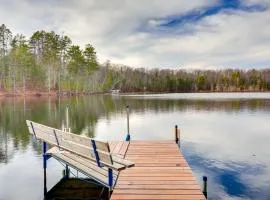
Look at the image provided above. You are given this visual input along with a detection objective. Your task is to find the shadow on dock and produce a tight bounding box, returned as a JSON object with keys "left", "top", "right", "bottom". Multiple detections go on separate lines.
{"left": 45, "top": 178, "right": 109, "bottom": 200}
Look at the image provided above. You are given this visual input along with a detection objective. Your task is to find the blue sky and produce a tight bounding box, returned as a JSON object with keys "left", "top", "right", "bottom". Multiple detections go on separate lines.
{"left": 158, "top": 0, "right": 267, "bottom": 28}
{"left": 0, "top": 0, "right": 270, "bottom": 69}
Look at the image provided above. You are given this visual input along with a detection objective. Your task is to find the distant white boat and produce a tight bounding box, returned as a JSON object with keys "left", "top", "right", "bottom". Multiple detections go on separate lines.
{"left": 110, "top": 89, "right": 120, "bottom": 94}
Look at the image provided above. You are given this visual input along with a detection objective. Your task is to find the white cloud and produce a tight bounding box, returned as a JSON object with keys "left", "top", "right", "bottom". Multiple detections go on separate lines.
{"left": 0, "top": 0, "right": 269, "bottom": 69}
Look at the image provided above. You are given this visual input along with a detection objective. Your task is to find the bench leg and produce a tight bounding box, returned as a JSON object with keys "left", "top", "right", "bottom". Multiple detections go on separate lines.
{"left": 65, "top": 164, "right": 70, "bottom": 178}
{"left": 43, "top": 142, "right": 47, "bottom": 169}
{"left": 108, "top": 168, "right": 113, "bottom": 191}
{"left": 43, "top": 166, "right": 47, "bottom": 197}
{"left": 43, "top": 142, "right": 47, "bottom": 196}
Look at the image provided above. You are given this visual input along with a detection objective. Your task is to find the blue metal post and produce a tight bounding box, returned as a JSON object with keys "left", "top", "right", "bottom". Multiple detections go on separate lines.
{"left": 53, "top": 129, "right": 60, "bottom": 149}
{"left": 125, "top": 105, "right": 131, "bottom": 141}
{"left": 91, "top": 140, "right": 101, "bottom": 167}
{"left": 43, "top": 165, "right": 47, "bottom": 197}
{"left": 108, "top": 168, "right": 113, "bottom": 190}
{"left": 43, "top": 142, "right": 47, "bottom": 196}
{"left": 125, "top": 134, "right": 130, "bottom": 141}
{"left": 65, "top": 164, "right": 70, "bottom": 178}
{"left": 43, "top": 142, "right": 47, "bottom": 169}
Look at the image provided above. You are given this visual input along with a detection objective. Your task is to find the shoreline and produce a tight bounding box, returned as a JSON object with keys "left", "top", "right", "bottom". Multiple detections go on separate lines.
{"left": 0, "top": 91, "right": 107, "bottom": 98}
{"left": 0, "top": 90, "right": 270, "bottom": 99}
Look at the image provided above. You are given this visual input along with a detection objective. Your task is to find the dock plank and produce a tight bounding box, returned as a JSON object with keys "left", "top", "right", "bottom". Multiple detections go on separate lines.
{"left": 113, "top": 141, "right": 124, "bottom": 155}
{"left": 110, "top": 194, "right": 205, "bottom": 200}
{"left": 110, "top": 140, "right": 205, "bottom": 200}
{"left": 112, "top": 189, "right": 203, "bottom": 195}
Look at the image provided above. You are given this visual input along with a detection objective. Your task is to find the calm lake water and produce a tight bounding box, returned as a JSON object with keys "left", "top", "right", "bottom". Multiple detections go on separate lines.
{"left": 0, "top": 93, "right": 270, "bottom": 200}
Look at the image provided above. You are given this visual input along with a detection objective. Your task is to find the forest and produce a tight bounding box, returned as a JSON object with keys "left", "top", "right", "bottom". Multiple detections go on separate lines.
{"left": 1, "top": 23, "right": 270, "bottom": 96}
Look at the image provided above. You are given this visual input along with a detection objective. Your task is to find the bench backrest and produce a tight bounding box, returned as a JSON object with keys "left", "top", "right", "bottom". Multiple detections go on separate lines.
{"left": 26, "top": 120, "right": 113, "bottom": 166}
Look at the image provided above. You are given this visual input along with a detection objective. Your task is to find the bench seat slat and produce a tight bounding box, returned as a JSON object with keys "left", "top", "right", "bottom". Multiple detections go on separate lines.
{"left": 47, "top": 148, "right": 109, "bottom": 185}
{"left": 46, "top": 147, "right": 119, "bottom": 179}
{"left": 112, "top": 155, "right": 135, "bottom": 168}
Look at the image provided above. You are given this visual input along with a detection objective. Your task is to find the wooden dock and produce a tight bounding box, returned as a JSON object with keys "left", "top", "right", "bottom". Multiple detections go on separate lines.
{"left": 26, "top": 120, "right": 206, "bottom": 200}
{"left": 110, "top": 140, "right": 205, "bottom": 200}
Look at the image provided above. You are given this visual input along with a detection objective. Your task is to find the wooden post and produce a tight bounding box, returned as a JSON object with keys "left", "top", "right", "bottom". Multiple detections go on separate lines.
{"left": 175, "top": 125, "right": 179, "bottom": 144}
{"left": 203, "top": 176, "right": 207, "bottom": 198}
{"left": 125, "top": 105, "right": 130, "bottom": 141}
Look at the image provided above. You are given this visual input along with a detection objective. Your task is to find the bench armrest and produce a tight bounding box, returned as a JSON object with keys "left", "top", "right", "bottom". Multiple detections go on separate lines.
{"left": 112, "top": 155, "right": 135, "bottom": 168}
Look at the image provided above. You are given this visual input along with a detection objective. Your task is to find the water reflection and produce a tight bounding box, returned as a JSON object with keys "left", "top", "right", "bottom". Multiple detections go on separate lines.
{"left": 0, "top": 93, "right": 270, "bottom": 199}
{"left": 183, "top": 142, "right": 267, "bottom": 199}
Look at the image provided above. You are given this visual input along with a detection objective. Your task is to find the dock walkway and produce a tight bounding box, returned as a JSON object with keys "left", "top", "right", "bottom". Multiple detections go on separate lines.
{"left": 26, "top": 120, "right": 205, "bottom": 199}
{"left": 111, "top": 140, "right": 205, "bottom": 200}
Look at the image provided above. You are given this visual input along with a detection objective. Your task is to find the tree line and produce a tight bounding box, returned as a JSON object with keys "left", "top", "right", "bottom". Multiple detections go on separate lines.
{"left": 0, "top": 24, "right": 98, "bottom": 95}
{"left": 110, "top": 67, "right": 270, "bottom": 92}
{"left": 0, "top": 23, "right": 270, "bottom": 95}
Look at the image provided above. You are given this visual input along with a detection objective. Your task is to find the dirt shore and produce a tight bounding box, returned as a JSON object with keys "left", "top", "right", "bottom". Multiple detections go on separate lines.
{"left": 0, "top": 91, "right": 58, "bottom": 97}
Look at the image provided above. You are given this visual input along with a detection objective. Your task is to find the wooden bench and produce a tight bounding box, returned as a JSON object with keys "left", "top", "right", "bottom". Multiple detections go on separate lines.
{"left": 26, "top": 120, "right": 134, "bottom": 190}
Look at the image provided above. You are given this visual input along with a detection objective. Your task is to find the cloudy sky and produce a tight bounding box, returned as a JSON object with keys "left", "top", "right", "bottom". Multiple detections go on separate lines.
{"left": 1, "top": 0, "right": 270, "bottom": 69}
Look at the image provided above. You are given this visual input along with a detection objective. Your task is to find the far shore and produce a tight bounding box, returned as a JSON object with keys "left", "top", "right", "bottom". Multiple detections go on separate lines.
{"left": 0, "top": 91, "right": 106, "bottom": 98}
{"left": 0, "top": 90, "right": 270, "bottom": 99}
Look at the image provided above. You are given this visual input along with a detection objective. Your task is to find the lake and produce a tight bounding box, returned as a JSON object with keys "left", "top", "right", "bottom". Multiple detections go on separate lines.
{"left": 0, "top": 93, "right": 270, "bottom": 200}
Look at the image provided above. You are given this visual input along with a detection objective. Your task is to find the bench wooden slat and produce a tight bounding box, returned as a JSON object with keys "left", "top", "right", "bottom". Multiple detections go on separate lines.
{"left": 90, "top": 149, "right": 113, "bottom": 166}
{"left": 118, "top": 142, "right": 129, "bottom": 157}
{"left": 95, "top": 140, "right": 110, "bottom": 152}
{"left": 62, "top": 131, "right": 91, "bottom": 146}
{"left": 46, "top": 147, "right": 119, "bottom": 179}
{"left": 112, "top": 155, "right": 134, "bottom": 168}
{"left": 109, "top": 141, "right": 118, "bottom": 153}
{"left": 47, "top": 148, "right": 108, "bottom": 184}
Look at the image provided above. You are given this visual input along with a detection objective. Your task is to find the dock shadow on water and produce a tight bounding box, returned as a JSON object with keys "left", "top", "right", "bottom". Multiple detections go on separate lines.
{"left": 45, "top": 178, "right": 109, "bottom": 200}
{"left": 0, "top": 93, "right": 270, "bottom": 199}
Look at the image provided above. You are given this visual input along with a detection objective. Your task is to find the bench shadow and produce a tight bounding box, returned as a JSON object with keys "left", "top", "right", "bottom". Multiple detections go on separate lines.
{"left": 45, "top": 177, "right": 110, "bottom": 200}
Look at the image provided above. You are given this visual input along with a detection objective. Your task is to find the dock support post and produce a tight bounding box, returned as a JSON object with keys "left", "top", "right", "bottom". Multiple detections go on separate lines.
{"left": 43, "top": 166, "right": 47, "bottom": 197}
{"left": 203, "top": 176, "right": 208, "bottom": 199}
{"left": 43, "top": 142, "right": 47, "bottom": 169}
{"left": 175, "top": 125, "right": 180, "bottom": 145}
{"left": 43, "top": 142, "right": 47, "bottom": 196}
{"left": 125, "top": 105, "right": 130, "bottom": 141}
{"left": 108, "top": 168, "right": 113, "bottom": 191}
{"left": 65, "top": 164, "right": 70, "bottom": 178}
